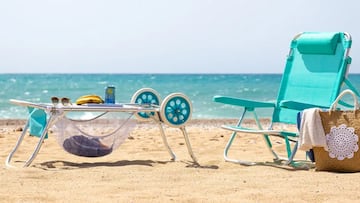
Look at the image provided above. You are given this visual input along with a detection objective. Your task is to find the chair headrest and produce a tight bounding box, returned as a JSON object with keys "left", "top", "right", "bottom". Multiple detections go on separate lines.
{"left": 296, "top": 32, "right": 340, "bottom": 55}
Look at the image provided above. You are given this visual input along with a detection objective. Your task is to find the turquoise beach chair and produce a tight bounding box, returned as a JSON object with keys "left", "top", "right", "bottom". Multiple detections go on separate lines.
{"left": 213, "top": 32, "right": 359, "bottom": 166}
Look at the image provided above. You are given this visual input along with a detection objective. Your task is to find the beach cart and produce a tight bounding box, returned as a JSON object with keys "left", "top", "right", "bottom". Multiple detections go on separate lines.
{"left": 6, "top": 88, "right": 198, "bottom": 167}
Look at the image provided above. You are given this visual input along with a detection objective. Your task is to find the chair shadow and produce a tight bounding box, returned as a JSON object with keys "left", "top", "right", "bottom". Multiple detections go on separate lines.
{"left": 249, "top": 160, "right": 315, "bottom": 171}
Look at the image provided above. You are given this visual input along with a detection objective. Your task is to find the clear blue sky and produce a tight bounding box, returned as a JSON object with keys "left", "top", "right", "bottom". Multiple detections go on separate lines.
{"left": 1, "top": 0, "right": 359, "bottom": 73}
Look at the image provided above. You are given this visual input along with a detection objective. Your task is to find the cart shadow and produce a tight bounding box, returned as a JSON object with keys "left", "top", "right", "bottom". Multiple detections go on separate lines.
{"left": 34, "top": 159, "right": 219, "bottom": 170}
{"left": 35, "top": 159, "right": 167, "bottom": 170}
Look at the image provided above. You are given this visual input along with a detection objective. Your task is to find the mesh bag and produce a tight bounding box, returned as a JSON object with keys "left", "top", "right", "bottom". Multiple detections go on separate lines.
{"left": 52, "top": 112, "right": 136, "bottom": 157}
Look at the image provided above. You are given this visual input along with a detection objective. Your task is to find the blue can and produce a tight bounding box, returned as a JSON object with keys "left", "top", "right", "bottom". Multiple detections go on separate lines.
{"left": 105, "top": 85, "right": 115, "bottom": 104}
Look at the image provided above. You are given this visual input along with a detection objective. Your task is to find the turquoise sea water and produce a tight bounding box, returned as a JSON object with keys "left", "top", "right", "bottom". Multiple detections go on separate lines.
{"left": 1, "top": 74, "right": 359, "bottom": 119}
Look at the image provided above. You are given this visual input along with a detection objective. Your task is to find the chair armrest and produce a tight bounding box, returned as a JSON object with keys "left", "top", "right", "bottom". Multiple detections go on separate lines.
{"left": 279, "top": 100, "right": 329, "bottom": 110}
{"left": 213, "top": 95, "right": 275, "bottom": 108}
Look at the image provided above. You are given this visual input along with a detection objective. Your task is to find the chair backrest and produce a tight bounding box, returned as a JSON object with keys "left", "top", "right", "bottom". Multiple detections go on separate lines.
{"left": 273, "top": 32, "right": 352, "bottom": 124}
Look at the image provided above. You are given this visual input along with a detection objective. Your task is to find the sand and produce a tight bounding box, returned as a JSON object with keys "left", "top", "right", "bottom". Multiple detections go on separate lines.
{"left": 1, "top": 118, "right": 360, "bottom": 202}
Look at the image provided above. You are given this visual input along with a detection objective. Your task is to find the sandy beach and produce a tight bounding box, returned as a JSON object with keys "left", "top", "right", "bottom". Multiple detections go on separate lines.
{"left": 1, "top": 118, "right": 360, "bottom": 202}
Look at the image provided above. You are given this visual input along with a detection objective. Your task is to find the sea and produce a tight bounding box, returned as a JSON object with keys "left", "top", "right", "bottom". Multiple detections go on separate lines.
{"left": 1, "top": 73, "right": 360, "bottom": 120}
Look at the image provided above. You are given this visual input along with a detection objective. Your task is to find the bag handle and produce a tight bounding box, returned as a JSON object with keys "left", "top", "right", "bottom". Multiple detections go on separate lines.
{"left": 330, "top": 89, "right": 359, "bottom": 111}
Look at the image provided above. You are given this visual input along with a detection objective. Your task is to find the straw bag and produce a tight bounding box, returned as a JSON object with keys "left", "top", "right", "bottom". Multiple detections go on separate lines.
{"left": 314, "top": 89, "right": 360, "bottom": 172}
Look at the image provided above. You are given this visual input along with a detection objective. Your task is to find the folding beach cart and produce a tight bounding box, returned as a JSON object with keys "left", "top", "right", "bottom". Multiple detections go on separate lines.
{"left": 6, "top": 88, "right": 198, "bottom": 167}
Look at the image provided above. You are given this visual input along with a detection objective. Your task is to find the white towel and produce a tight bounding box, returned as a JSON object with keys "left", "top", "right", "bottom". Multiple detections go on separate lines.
{"left": 298, "top": 108, "right": 328, "bottom": 151}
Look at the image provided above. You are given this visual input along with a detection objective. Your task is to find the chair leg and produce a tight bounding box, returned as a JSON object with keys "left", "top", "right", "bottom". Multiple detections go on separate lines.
{"left": 6, "top": 114, "right": 57, "bottom": 168}
{"left": 23, "top": 115, "right": 56, "bottom": 167}
{"left": 223, "top": 109, "right": 296, "bottom": 165}
{"left": 180, "top": 127, "right": 198, "bottom": 164}
{"left": 223, "top": 131, "right": 257, "bottom": 166}
{"left": 223, "top": 110, "right": 258, "bottom": 165}
{"left": 5, "top": 119, "right": 30, "bottom": 167}
{"left": 251, "top": 111, "right": 281, "bottom": 161}
{"left": 284, "top": 141, "right": 299, "bottom": 165}
{"left": 157, "top": 122, "right": 177, "bottom": 161}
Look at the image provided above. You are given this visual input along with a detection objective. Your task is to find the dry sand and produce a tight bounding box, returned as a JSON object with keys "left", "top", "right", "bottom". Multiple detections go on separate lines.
{"left": 1, "top": 118, "right": 360, "bottom": 202}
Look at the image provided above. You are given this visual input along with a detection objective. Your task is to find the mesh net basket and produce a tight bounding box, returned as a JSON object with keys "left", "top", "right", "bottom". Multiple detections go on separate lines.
{"left": 52, "top": 112, "right": 136, "bottom": 157}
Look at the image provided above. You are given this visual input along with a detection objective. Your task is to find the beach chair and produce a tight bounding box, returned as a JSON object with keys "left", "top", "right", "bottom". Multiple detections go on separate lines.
{"left": 213, "top": 32, "right": 359, "bottom": 166}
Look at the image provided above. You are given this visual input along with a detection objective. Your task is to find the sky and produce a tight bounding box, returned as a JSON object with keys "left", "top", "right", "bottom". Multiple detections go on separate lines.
{"left": 1, "top": 0, "right": 360, "bottom": 74}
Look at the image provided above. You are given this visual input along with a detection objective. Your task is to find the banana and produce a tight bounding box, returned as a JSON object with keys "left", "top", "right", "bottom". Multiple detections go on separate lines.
{"left": 75, "top": 95, "right": 104, "bottom": 105}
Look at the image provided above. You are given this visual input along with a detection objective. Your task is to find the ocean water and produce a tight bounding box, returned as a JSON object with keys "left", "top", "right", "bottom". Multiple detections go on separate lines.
{"left": 1, "top": 74, "right": 359, "bottom": 119}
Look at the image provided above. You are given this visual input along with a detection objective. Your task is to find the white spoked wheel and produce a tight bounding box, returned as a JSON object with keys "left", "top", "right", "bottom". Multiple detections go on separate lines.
{"left": 131, "top": 88, "right": 161, "bottom": 121}
{"left": 160, "top": 93, "right": 192, "bottom": 128}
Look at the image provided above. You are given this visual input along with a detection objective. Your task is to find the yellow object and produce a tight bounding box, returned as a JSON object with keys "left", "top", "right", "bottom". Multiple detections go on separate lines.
{"left": 75, "top": 95, "right": 104, "bottom": 105}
